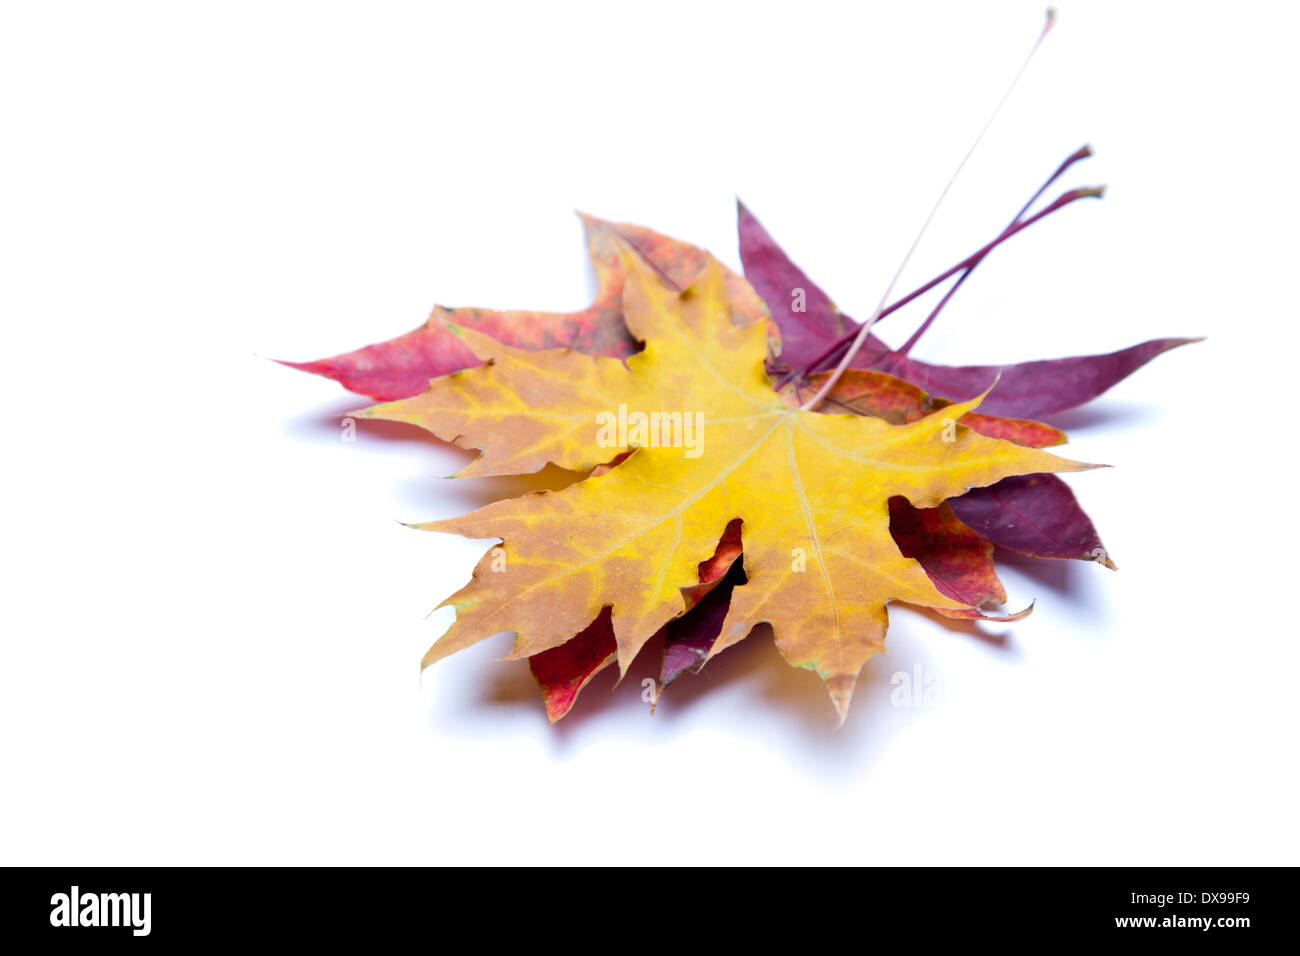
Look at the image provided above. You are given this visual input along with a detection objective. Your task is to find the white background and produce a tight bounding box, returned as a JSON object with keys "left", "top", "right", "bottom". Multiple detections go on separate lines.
{"left": 3, "top": 1, "right": 1297, "bottom": 865}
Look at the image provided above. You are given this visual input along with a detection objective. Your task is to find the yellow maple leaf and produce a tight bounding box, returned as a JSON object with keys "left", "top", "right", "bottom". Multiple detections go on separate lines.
{"left": 360, "top": 250, "right": 1098, "bottom": 721}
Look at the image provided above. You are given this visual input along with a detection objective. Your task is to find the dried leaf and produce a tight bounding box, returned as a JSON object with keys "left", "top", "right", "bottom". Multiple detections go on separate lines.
{"left": 362, "top": 250, "right": 1095, "bottom": 720}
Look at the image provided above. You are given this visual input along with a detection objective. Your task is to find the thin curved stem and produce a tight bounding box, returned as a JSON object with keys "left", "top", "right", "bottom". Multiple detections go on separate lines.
{"left": 895, "top": 143, "right": 1094, "bottom": 356}
{"left": 799, "top": 9, "right": 1056, "bottom": 412}
{"left": 780, "top": 181, "right": 1102, "bottom": 391}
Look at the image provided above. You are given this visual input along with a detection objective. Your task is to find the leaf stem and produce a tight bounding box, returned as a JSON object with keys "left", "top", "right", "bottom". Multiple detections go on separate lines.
{"left": 780, "top": 181, "right": 1103, "bottom": 390}
{"left": 798, "top": 8, "right": 1056, "bottom": 412}
{"left": 895, "top": 144, "right": 1094, "bottom": 356}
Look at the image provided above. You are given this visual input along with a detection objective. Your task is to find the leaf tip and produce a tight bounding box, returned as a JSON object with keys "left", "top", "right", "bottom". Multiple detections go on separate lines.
{"left": 1091, "top": 549, "right": 1119, "bottom": 571}
{"left": 826, "top": 674, "right": 856, "bottom": 728}
{"left": 985, "top": 599, "right": 1035, "bottom": 623}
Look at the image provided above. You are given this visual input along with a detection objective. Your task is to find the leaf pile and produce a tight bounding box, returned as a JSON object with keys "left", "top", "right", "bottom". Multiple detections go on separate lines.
{"left": 286, "top": 170, "right": 1197, "bottom": 724}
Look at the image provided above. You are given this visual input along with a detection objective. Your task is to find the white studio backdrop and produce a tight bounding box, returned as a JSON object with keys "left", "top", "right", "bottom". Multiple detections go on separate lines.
{"left": 2, "top": 1, "right": 1297, "bottom": 865}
